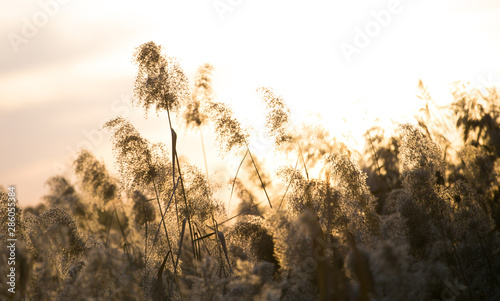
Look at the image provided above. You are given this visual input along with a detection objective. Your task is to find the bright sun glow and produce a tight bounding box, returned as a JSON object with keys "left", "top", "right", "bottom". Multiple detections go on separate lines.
{"left": 1, "top": 0, "right": 500, "bottom": 206}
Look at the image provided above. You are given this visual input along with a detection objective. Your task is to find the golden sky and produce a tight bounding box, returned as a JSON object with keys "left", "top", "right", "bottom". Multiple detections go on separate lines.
{"left": 1, "top": 0, "right": 500, "bottom": 206}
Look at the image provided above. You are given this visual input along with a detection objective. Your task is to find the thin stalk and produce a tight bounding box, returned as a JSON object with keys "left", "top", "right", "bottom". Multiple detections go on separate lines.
{"left": 278, "top": 155, "right": 300, "bottom": 210}
{"left": 210, "top": 214, "right": 226, "bottom": 277}
{"left": 217, "top": 201, "right": 265, "bottom": 226}
{"left": 246, "top": 143, "right": 273, "bottom": 208}
{"left": 161, "top": 85, "right": 181, "bottom": 232}
{"left": 105, "top": 212, "right": 114, "bottom": 247}
{"left": 291, "top": 123, "right": 310, "bottom": 180}
{"left": 168, "top": 218, "right": 187, "bottom": 298}
{"left": 171, "top": 128, "right": 181, "bottom": 232}
{"left": 297, "top": 142, "right": 310, "bottom": 180}
{"left": 151, "top": 170, "right": 176, "bottom": 273}
{"left": 212, "top": 217, "right": 232, "bottom": 275}
{"left": 228, "top": 149, "right": 248, "bottom": 215}
{"left": 156, "top": 250, "right": 171, "bottom": 301}
{"left": 164, "top": 102, "right": 197, "bottom": 260}
{"left": 112, "top": 204, "right": 132, "bottom": 263}
{"left": 152, "top": 177, "right": 181, "bottom": 247}
{"left": 200, "top": 128, "right": 209, "bottom": 180}
{"left": 174, "top": 153, "right": 198, "bottom": 260}
{"left": 192, "top": 221, "right": 213, "bottom": 256}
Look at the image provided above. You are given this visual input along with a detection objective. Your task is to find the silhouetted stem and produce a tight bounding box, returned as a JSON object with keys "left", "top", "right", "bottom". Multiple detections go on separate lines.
{"left": 246, "top": 144, "right": 273, "bottom": 208}
{"left": 278, "top": 155, "right": 300, "bottom": 210}
{"left": 200, "top": 128, "right": 209, "bottom": 180}
{"left": 112, "top": 204, "right": 132, "bottom": 263}
{"left": 228, "top": 149, "right": 248, "bottom": 215}
{"left": 165, "top": 101, "right": 197, "bottom": 260}
{"left": 151, "top": 169, "right": 176, "bottom": 273}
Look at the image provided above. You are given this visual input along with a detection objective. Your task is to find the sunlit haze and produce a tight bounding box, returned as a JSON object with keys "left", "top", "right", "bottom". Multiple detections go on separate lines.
{"left": 2, "top": 0, "right": 500, "bottom": 206}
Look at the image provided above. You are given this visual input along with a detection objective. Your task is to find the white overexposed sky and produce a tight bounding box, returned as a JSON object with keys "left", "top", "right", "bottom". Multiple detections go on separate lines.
{"left": 1, "top": 0, "right": 500, "bottom": 206}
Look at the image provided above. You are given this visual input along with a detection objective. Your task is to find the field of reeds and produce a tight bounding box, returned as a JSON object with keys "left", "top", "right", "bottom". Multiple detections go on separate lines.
{"left": 2, "top": 42, "right": 500, "bottom": 300}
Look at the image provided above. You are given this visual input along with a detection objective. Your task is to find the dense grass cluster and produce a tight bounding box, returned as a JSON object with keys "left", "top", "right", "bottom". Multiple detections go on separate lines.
{"left": 2, "top": 42, "right": 500, "bottom": 300}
